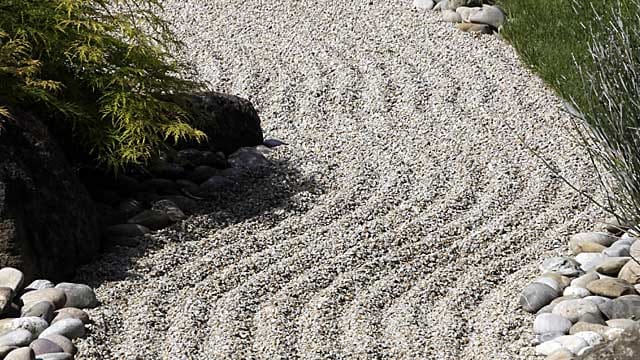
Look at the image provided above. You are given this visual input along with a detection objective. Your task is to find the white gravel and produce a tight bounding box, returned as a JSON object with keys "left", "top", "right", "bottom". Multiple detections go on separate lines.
{"left": 75, "top": 1, "right": 604, "bottom": 359}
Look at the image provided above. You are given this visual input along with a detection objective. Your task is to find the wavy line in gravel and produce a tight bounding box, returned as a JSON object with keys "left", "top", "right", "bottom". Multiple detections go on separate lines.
{"left": 75, "top": 1, "right": 604, "bottom": 359}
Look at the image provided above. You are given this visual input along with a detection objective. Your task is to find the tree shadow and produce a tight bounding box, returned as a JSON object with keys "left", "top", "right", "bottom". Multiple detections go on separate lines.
{"left": 73, "top": 156, "right": 323, "bottom": 287}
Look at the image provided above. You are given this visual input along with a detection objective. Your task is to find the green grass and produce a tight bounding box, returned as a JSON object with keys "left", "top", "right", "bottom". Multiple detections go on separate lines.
{"left": 498, "top": 0, "right": 634, "bottom": 108}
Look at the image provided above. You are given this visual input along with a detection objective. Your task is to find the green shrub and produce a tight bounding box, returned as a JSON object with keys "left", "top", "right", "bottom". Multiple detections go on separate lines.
{"left": 571, "top": 1, "right": 640, "bottom": 225}
{"left": 0, "top": 0, "right": 206, "bottom": 170}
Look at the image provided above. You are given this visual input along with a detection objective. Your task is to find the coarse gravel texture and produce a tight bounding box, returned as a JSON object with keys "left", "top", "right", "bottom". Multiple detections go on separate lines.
{"left": 75, "top": 1, "right": 604, "bottom": 359}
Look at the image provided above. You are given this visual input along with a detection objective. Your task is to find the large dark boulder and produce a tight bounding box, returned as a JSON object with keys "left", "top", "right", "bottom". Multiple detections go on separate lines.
{"left": 0, "top": 107, "right": 100, "bottom": 281}
{"left": 178, "top": 92, "right": 264, "bottom": 155}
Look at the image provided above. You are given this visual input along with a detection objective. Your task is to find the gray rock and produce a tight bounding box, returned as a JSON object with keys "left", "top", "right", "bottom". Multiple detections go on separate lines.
{"left": 20, "top": 289, "right": 66, "bottom": 310}
{"left": 148, "top": 159, "right": 185, "bottom": 179}
{"left": 0, "top": 317, "right": 48, "bottom": 338}
{"left": 534, "top": 313, "right": 572, "bottom": 334}
{"left": 603, "top": 244, "right": 630, "bottom": 257}
{"left": 441, "top": 9, "right": 462, "bottom": 22}
{"left": 5, "top": 347, "right": 35, "bottom": 360}
{"left": 584, "top": 296, "right": 610, "bottom": 306}
{"left": 198, "top": 151, "right": 228, "bottom": 169}
{"left": 571, "top": 233, "right": 619, "bottom": 254}
{"left": 520, "top": 282, "right": 559, "bottom": 313}
{"left": 572, "top": 273, "right": 600, "bottom": 289}
{"left": 595, "top": 257, "right": 630, "bottom": 276}
{"left": 535, "top": 277, "right": 563, "bottom": 292}
{"left": 228, "top": 147, "right": 270, "bottom": 171}
{"left": 555, "top": 335, "right": 589, "bottom": 354}
{"left": 263, "top": 139, "right": 287, "bottom": 148}
{"left": 580, "top": 254, "right": 609, "bottom": 272}
{"left": 105, "top": 224, "right": 150, "bottom": 238}
{"left": 598, "top": 295, "right": 640, "bottom": 320}
{"left": 116, "top": 198, "right": 144, "bottom": 219}
{"left": 552, "top": 299, "right": 599, "bottom": 323}
{"left": 540, "top": 257, "right": 582, "bottom": 277}
{"left": 578, "top": 324, "right": 640, "bottom": 359}
{"left": 40, "top": 335, "right": 75, "bottom": 355}
{"left": 23, "top": 281, "right": 54, "bottom": 292}
{"left": 587, "top": 278, "right": 637, "bottom": 298}
{"left": 563, "top": 286, "right": 591, "bottom": 298}
{"left": 532, "top": 332, "right": 564, "bottom": 346}
{"left": 0, "top": 346, "right": 17, "bottom": 358}
{"left": 54, "top": 283, "right": 98, "bottom": 309}
{"left": 455, "top": 22, "right": 493, "bottom": 34}
{"left": 574, "top": 330, "right": 603, "bottom": 347}
{"left": 535, "top": 339, "right": 564, "bottom": 356}
{"left": 447, "top": 0, "right": 482, "bottom": 9}
{"left": 34, "top": 353, "right": 72, "bottom": 360}
{"left": 159, "top": 195, "right": 197, "bottom": 214}
{"left": 175, "top": 179, "right": 200, "bottom": 193}
{"left": 52, "top": 308, "right": 90, "bottom": 325}
{"left": 577, "top": 311, "right": 606, "bottom": 325}
{"left": 619, "top": 259, "right": 640, "bottom": 285}
{"left": 413, "top": 0, "right": 434, "bottom": 9}
{"left": 197, "top": 176, "right": 235, "bottom": 196}
{"left": 0, "top": 329, "right": 33, "bottom": 347}
{"left": 21, "top": 302, "right": 55, "bottom": 323}
{"left": 29, "top": 339, "right": 62, "bottom": 356}
{"left": 606, "top": 318, "right": 637, "bottom": 330}
{"left": 38, "top": 319, "right": 84, "bottom": 340}
{"left": 140, "top": 178, "right": 179, "bottom": 195}
{"left": 0, "top": 287, "right": 14, "bottom": 313}
{"left": 468, "top": 5, "right": 505, "bottom": 28}
{"left": 187, "top": 166, "right": 219, "bottom": 184}
{"left": 433, "top": 0, "right": 448, "bottom": 10}
{"left": 127, "top": 210, "right": 173, "bottom": 230}
{"left": 151, "top": 200, "right": 186, "bottom": 222}
{"left": 0, "top": 268, "right": 24, "bottom": 292}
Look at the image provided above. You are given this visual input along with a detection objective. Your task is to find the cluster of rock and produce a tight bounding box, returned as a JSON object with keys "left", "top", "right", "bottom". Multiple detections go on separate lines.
{"left": 413, "top": 0, "right": 505, "bottom": 34}
{"left": 520, "top": 219, "right": 640, "bottom": 359}
{"left": 94, "top": 142, "right": 283, "bottom": 247}
{"left": 0, "top": 267, "right": 98, "bottom": 360}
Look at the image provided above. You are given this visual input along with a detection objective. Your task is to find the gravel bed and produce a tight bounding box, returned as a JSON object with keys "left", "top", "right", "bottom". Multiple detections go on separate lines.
{"left": 75, "top": 1, "right": 603, "bottom": 358}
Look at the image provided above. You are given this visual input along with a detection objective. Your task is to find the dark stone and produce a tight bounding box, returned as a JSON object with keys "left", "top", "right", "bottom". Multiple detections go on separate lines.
{"left": 21, "top": 301, "right": 55, "bottom": 323}
{"left": 176, "top": 92, "right": 263, "bottom": 155}
{"left": 94, "top": 202, "right": 124, "bottom": 227}
{"left": 578, "top": 324, "right": 640, "bottom": 359}
{"left": 160, "top": 196, "right": 197, "bottom": 214}
{"left": 116, "top": 199, "right": 144, "bottom": 219}
{"left": 133, "top": 192, "right": 161, "bottom": 206}
{"left": 148, "top": 159, "right": 185, "bottom": 179}
{"left": 197, "top": 176, "right": 236, "bottom": 196}
{"left": 29, "top": 338, "right": 63, "bottom": 355}
{"left": 113, "top": 174, "right": 141, "bottom": 195}
{"left": 127, "top": 210, "right": 173, "bottom": 230}
{"left": 520, "top": 282, "right": 559, "bottom": 313}
{"left": 151, "top": 200, "right": 185, "bottom": 222}
{"left": 263, "top": 138, "right": 287, "bottom": 148}
{"left": 105, "top": 224, "right": 150, "bottom": 238}
{"left": 228, "top": 147, "right": 270, "bottom": 171}
{"left": 199, "top": 151, "right": 228, "bottom": 169}
{"left": 140, "top": 178, "right": 179, "bottom": 195}
{"left": 0, "top": 106, "right": 100, "bottom": 281}
{"left": 187, "top": 166, "right": 219, "bottom": 184}
{"left": 598, "top": 295, "right": 640, "bottom": 320}
{"left": 175, "top": 180, "right": 200, "bottom": 194}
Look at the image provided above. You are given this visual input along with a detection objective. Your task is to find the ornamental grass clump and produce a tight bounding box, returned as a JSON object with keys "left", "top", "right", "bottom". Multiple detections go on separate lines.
{"left": 0, "top": 0, "right": 206, "bottom": 170}
{"left": 570, "top": 1, "right": 640, "bottom": 226}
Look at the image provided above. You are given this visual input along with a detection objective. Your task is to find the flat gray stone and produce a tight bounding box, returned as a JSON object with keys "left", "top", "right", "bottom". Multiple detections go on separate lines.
{"left": 52, "top": 308, "right": 90, "bottom": 325}
{"left": 23, "top": 281, "right": 54, "bottom": 292}
{"left": 572, "top": 273, "right": 600, "bottom": 289}
{"left": 441, "top": 9, "right": 462, "bottom": 22}
{"left": 20, "top": 289, "right": 66, "bottom": 310}
{"left": 0, "top": 329, "right": 33, "bottom": 347}
{"left": 0, "top": 268, "right": 24, "bottom": 292}
{"left": 552, "top": 299, "right": 599, "bottom": 323}
{"left": 127, "top": 210, "right": 173, "bottom": 230}
{"left": 540, "top": 257, "right": 582, "bottom": 277}
{"left": 0, "top": 287, "right": 14, "bottom": 313}
{"left": 54, "top": 283, "right": 98, "bottom": 309}
{"left": 534, "top": 313, "right": 572, "bottom": 334}
{"left": 21, "top": 302, "right": 55, "bottom": 323}
{"left": 468, "top": 5, "right": 505, "bottom": 28}
{"left": 40, "top": 335, "right": 75, "bottom": 355}
{"left": 0, "top": 317, "right": 48, "bottom": 338}
{"left": 587, "top": 278, "right": 637, "bottom": 298}
{"left": 0, "top": 346, "right": 18, "bottom": 358}
{"left": 38, "top": 319, "right": 84, "bottom": 340}
{"left": 598, "top": 295, "right": 640, "bottom": 320}
{"left": 521, "top": 282, "right": 559, "bottom": 313}
{"left": 5, "top": 347, "right": 35, "bottom": 360}
{"left": 29, "top": 339, "right": 62, "bottom": 356}
{"left": 413, "top": 0, "right": 434, "bottom": 9}
{"left": 151, "top": 200, "right": 186, "bottom": 222}
{"left": 35, "top": 353, "right": 72, "bottom": 360}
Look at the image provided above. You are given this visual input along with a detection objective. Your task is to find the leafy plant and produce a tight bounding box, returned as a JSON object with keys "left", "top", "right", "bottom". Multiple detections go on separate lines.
{"left": 0, "top": 0, "right": 206, "bottom": 170}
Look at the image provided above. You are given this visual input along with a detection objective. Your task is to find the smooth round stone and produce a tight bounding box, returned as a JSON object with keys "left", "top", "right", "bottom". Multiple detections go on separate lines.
{"left": 0, "top": 287, "right": 14, "bottom": 312}
{"left": 54, "top": 283, "right": 98, "bottom": 309}
{"left": 555, "top": 335, "right": 589, "bottom": 354}
{"left": 552, "top": 299, "right": 599, "bottom": 323}
{"left": 175, "top": 179, "right": 200, "bottom": 193}
{"left": 35, "top": 353, "right": 72, "bottom": 360}
{"left": 598, "top": 295, "right": 640, "bottom": 320}
{"left": 534, "top": 313, "right": 572, "bottom": 334}
{"left": 551, "top": 295, "right": 581, "bottom": 306}
{"left": 5, "top": 347, "right": 35, "bottom": 360}
{"left": 546, "top": 349, "right": 574, "bottom": 360}
{"left": 573, "top": 331, "right": 603, "bottom": 346}
{"left": 198, "top": 176, "right": 235, "bottom": 195}
{"left": 606, "top": 318, "right": 637, "bottom": 329}
{"left": 24, "top": 281, "right": 54, "bottom": 292}
{"left": 148, "top": 159, "right": 184, "bottom": 179}
{"left": 441, "top": 9, "right": 462, "bottom": 22}
{"left": 0, "top": 318, "right": 48, "bottom": 338}
{"left": 532, "top": 332, "right": 563, "bottom": 345}
{"left": 570, "top": 233, "right": 619, "bottom": 254}
{"left": 578, "top": 254, "right": 608, "bottom": 272}
{"left": 603, "top": 244, "right": 630, "bottom": 257}
{"left": 40, "top": 335, "right": 75, "bottom": 355}
{"left": 455, "top": 6, "right": 475, "bottom": 21}
{"left": 127, "top": 210, "right": 173, "bottom": 230}
{"left": 151, "top": 200, "right": 186, "bottom": 222}
{"left": 38, "top": 319, "right": 84, "bottom": 340}
{"left": 159, "top": 195, "right": 197, "bottom": 214}
{"left": 537, "top": 303, "right": 556, "bottom": 315}
{"left": 584, "top": 296, "right": 610, "bottom": 306}
{"left": 455, "top": 22, "right": 493, "bottom": 34}
{"left": 576, "top": 346, "right": 593, "bottom": 356}
{"left": 542, "top": 273, "right": 572, "bottom": 288}
{"left": 187, "top": 166, "right": 219, "bottom": 184}
{"left": 20, "top": 289, "right": 66, "bottom": 310}
{"left": 140, "top": 178, "right": 178, "bottom": 195}
{"left": 0, "top": 329, "right": 33, "bottom": 347}
{"left": 413, "top": 0, "right": 434, "bottom": 9}
{"left": 52, "top": 308, "right": 90, "bottom": 325}
{"left": 587, "top": 278, "right": 637, "bottom": 298}
{"left": 595, "top": 257, "right": 630, "bottom": 276}
{"left": 621, "top": 232, "right": 638, "bottom": 243}
{"left": 520, "top": 282, "right": 559, "bottom": 313}
{"left": 569, "top": 322, "right": 611, "bottom": 336}
{"left": 0, "top": 346, "right": 17, "bottom": 358}
{"left": 0, "top": 268, "right": 24, "bottom": 292}
{"left": 540, "top": 257, "right": 582, "bottom": 277}
{"left": 433, "top": 0, "right": 448, "bottom": 10}
{"left": 571, "top": 273, "right": 600, "bottom": 289}
{"left": 535, "top": 277, "right": 562, "bottom": 292}
{"left": 116, "top": 199, "right": 144, "bottom": 218}
{"left": 604, "top": 327, "right": 625, "bottom": 340}
{"left": 631, "top": 240, "right": 640, "bottom": 258}
{"left": 29, "top": 339, "right": 62, "bottom": 356}
{"left": 577, "top": 311, "right": 606, "bottom": 325}
{"left": 618, "top": 260, "right": 640, "bottom": 284}
{"left": 563, "top": 286, "right": 591, "bottom": 298}
{"left": 535, "top": 339, "right": 565, "bottom": 356}
{"left": 468, "top": 5, "right": 505, "bottom": 28}
{"left": 21, "top": 302, "right": 55, "bottom": 323}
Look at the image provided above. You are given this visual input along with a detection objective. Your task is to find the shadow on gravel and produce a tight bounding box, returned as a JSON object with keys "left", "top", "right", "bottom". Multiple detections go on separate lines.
{"left": 74, "top": 157, "right": 323, "bottom": 287}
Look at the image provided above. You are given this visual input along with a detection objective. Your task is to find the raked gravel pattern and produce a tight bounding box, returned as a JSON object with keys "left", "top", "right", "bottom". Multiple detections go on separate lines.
{"left": 75, "top": 1, "right": 604, "bottom": 359}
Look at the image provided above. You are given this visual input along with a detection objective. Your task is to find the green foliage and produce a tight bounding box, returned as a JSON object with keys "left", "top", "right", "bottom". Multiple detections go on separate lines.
{"left": 0, "top": 0, "right": 206, "bottom": 170}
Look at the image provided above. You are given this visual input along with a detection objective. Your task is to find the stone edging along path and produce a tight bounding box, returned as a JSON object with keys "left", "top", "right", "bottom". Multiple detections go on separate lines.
{"left": 413, "top": 0, "right": 506, "bottom": 34}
